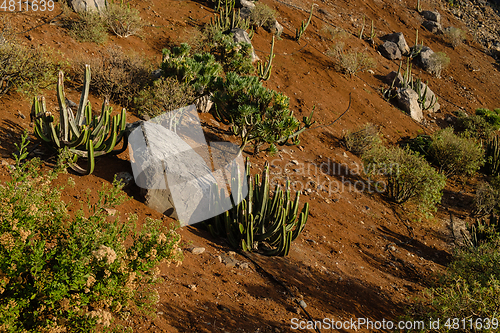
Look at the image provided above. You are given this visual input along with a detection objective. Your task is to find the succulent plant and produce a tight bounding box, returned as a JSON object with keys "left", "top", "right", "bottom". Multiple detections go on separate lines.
{"left": 31, "top": 65, "right": 127, "bottom": 175}
{"left": 257, "top": 36, "right": 275, "bottom": 81}
{"left": 206, "top": 160, "right": 309, "bottom": 256}
{"left": 462, "top": 214, "right": 500, "bottom": 249}
{"left": 485, "top": 134, "right": 500, "bottom": 176}
{"left": 295, "top": 3, "right": 317, "bottom": 42}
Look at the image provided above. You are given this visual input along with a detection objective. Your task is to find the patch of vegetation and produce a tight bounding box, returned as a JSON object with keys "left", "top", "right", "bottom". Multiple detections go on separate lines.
{"left": 105, "top": 0, "right": 144, "bottom": 38}
{"left": 363, "top": 144, "right": 446, "bottom": 212}
{"left": 444, "top": 26, "right": 466, "bottom": 48}
{"left": 343, "top": 123, "right": 382, "bottom": 156}
{"left": 427, "top": 127, "right": 484, "bottom": 178}
{"left": 69, "top": 11, "right": 108, "bottom": 44}
{"left": 327, "top": 42, "right": 376, "bottom": 76}
{"left": 454, "top": 111, "right": 495, "bottom": 142}
{"left": 473, "top": 179, "right": 500, "bottom": 216}
{"left": 134, "top": 77, "right": 195, "bottom": 119}
{"left": 0, "top": 133, "right": 183, "bottom": 332}
{"left": 250, "top": 3, "right": 277, "bottom": 31}
{"left": 0, "top": 36, "right": 64, "bottom": 98}
{"left": 475, "top": 108, "right": 500, "bottom": 130}
{"left": 72, "top": 46, "right": 152, "bottom": 107}
{"left": 428, "top": 51, "right": 450, "bottom": 78}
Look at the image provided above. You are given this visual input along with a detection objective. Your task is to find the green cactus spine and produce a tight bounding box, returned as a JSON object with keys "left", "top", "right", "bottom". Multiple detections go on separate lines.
{"left": 31, "top": 65, "right": 127, "bottom": 175}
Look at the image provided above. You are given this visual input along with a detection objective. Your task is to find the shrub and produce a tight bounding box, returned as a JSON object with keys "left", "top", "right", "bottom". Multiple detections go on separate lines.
{"left": 0, "top": 133, "right": 183, "bottom": 332}
{"left": 0, "top": 38, "right": 63, "bottom": 98}
{"left": 69, "top": 11, "right": 108, "bottom": 44}
{"left": 473, "top": 180, "right": 500, "bottom": 216}
{"left": 212, "top": 72, "right": 314, "bottom": 155}
{"left": 105, "top": 0, "right": 143, "bottom": 38}
{"left": 250, "top": 3, "right": 277, "bottom": 31}
{"left": 327, "top": 42, "right": 376, "bottom": 76}
{"left": 454, "top": 111, "right": 495, "bottom": 142}
{"left": 208, "top": 31, "right": 255, "bottom": 75}
{"left": 72, "top": 46, "right": 152, "bottom": 107}
{"left": 484, "top": 134, "right": 500, "bottom": 176}
{"left": 134, "top": 77, "right": 195, "bottom": 119}
{"left": 343, "top": 123, "right": 381, "bottom": 156}
{"left": 475, "top": 108, "right": 500, "bottom": 130}
{"left": 444, "top": 26, "right": 466, "bottom": 48}
{"left": 428, "top": 51, "right": 450, "bottom": 78}
{"left": 363, "top": 144, "right": 446, "bottom": 212}
{"left": 427, "top": 127, "right": 484, "bottom": 177}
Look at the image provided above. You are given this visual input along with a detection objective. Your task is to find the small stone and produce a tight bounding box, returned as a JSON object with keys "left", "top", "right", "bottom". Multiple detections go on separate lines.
{"left": 228, "top": 251, "right": 237, "bottom": 257}
{"left": 367, "top": 69, "right": 375, "bottom": 74}
{"left": 291, "top": 160, "right": 299, "bottom": 165}
{"left": 293, "top": 307, "right": 301, "bottom": 314}
{"left": 298, "top": 300, "right": 307, "bottom": 308}
{"left": 238, "top": 262, "right": 250, "bottom": 269}
{"left": 189, "top": 247, "right": 205, "bottom": 255}
{"left": 217, "top": 255, "right": 223, "bottom": 263}
{"left": 104, "top": 208, "right": 117, "bottom": 216}
{"left": 1, "top": 160, "right": 9, "bottom": 166}
{"left": 115, "top": 172, "right": 134, "bottom": 188}
{"left": 188, "top": 284, "right": 197, "bottom": 291}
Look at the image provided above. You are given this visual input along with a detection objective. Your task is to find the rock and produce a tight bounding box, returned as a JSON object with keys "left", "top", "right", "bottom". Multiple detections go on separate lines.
{"left": 235, "top": 0, "right": 255, "bottom": 9}
{"left": 239, "top": 6, "right": 252, "bottom": 20}
{"left": 397, "top": 88, "right": 423, "bottom": 122}
{"left": 128, "top": 121, "right": 217, "bottom": 225}
{"left": 421, "top": 10, "right": 441, "bottom": 23}
{"left": 384, "top": 71, "right": 404, "bottom": 87}
{"left": 104, "top": 208, "right": 117, "bottom": 216}
{"left": 151, "top": 69, "right": 162, "bottom": 80}
{"left": 237, "top": 262, "right": 250, "bottom": 269}
{"left": 378, "top": 41, "right": 402, "bottom": 60}
{"left": 267, "top": 20, "right": 284, "bottom": 36}
{"left": 231, "top": 28, "right": 259, "bottom": 62}
{"left": 115, "top": 172, "right": 134, "bottom": 188}
{"left": 417, "top": 82, "right": 440, "bottom": 113}
{"left": 414, "top": 46, "right": 435, "bottom": 71}
{"left": 298, "top": 300, "right": 307, "bottom": 308}
{"left": 194, "top": 94, "right": 213, "bottom": 113}
{"left": 188, "top": 247, "right": 206, "bottom": 255}
{"left": 187, "top": 284, "right": 197, "bottom": 291}
{"left": 382, "top": 32, "right": 410, "bottom": 55}
{"left": 69, "top": 0, "right": 106, "bottom": 13}
{"left": 422, "top": 20, "right": 442, "bottom": 34}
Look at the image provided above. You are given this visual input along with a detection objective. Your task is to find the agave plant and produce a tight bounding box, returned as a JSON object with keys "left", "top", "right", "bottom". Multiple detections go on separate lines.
{"left": 205, "top": 160, "right": 309, "bottom": 256}
{"left": 31, "top": 65, "right": 127, "bottom": 175}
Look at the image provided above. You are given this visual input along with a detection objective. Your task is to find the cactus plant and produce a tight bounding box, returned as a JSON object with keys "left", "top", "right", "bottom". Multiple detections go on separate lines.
{"left": 210, "top": 0, "right": 250, "bottom": 33}
{"left": 295, "top": 3, "right": 317, "bottom": 42}
{"left": 257, "top": 36, "right": 275, "bottom": 81}
{"left": 462, "top": 214, "right": 500, "bottom": 249}
{"left": 485, "top": 135, "right": 500, "bottom": 176}
{"left": 31, "top": 65, "right": 127, "bottom": 175}
{"left": 206, "top": 160, "right": 309, "bottom": 256}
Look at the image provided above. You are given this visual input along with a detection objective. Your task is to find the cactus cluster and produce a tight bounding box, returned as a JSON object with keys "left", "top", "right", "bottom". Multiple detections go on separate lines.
{"left": 463, "top": 214, "right": 500, "bottom": 249}
{"left": 257, "top": 36, "right": 275, "bottom": 81}
{"left": 31, "top": 65, "right": 127, "bottom": 175}
{"left": 295, "top": 3, "right": 317, "bottom": 42}
{"left": 210, "top": 0, "right": 250, "bottom": 33}
{"left": 485, "top": 135, "right": 500, "bottom": 176}
{"left": 206, "top": 160, "right": 309, "bottom": 256}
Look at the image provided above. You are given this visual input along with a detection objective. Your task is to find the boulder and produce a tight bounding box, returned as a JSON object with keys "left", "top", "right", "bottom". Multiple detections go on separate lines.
{"left": 418, "top": 82, "right": 440, "bottom": 113}
{"left": 422, "top": 20, "right": 442, "bottom": 34}
{"left": 397, "top": 88, "right": 423, "bottom": 122}
{"left": 236, "top": 0, "right": 255, "bottom": 9}
{"left": 69, "top": 0, "right": 106, "bottom": 13}
{"left": 382, "top": 32, "right": 410, "bottom": 55}
{"left": 231, "top": 28, "right": 259, "bottom": 62}
{"left": 378, "top": 41, "right": 402, "bottom": 60}
{"left": 128, "top": 121, "right": 217, "bottom": 225}
{"left": 414, "top": 46, "right": 435, "bottom": 71}
{"left": 384, "top": 71, "right": 404, "bottom": 87}
{"left": 421, "top": 10, "right": 441, "bottom": 23}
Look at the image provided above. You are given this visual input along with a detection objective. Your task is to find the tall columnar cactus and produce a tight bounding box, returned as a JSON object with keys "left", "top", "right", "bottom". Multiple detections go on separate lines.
{"left": 257, "top": 36, "right": 275, "bottom": 81}
{"left": 31, "top": 65, "right": 127, "bottom": 175}
{"left": 206, "top": 160, "right": 309, "bottom": 256}
{"left": 485, "top": 135, "right": 500, "bottom": 176}
{"left": 462, "top": 214, "right": 500, "bottom": 249}
{"left": 295, "top": 3, "right": 317, "bottom": 43}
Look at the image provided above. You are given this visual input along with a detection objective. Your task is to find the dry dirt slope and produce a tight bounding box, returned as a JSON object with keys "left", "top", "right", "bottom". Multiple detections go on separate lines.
{"left": 1, "top": 0, "right": 500, "bottom": 332}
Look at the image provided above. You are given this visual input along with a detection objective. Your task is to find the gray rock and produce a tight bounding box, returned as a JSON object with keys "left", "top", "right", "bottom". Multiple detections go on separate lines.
{"left": 128, "top": 121, "right": 217, "bottom": 225}
{"left": 414, "top": 46, "right": 435, "bottom": 71}
{"left": 422, "top": 10, "right": 441, "bottom": 23}
{"left": 239, "top": 6, "right": 252, "bottom": 20}
{"left": 382, "top": 32, "right": 410, "bottom": 55}
{"left": 384, "top": 71, "right": 404, "bottom": 87}
{"left": 115, "top": 171, "right": 134, "bottom": 188}
{"left": 422, "top": 20, "right": 442, "bottom": 34}
{"left": 378, "top": 41, "right": 402, "bottom": 60}
{"left": 235, "top": 0, "right": 255, "bottom": 9}
{"left": 231, "top": 28, "right": 259, "bottom": 62}
{"left": 417, "top": 82, "right": 440, "bottom": 113}
{"left": 188, "top": 247, "right": 206, "bottom": 255}
{"left": 194, "top": 94, "right": 213, "bottom": 113}
{"left": 268, "top": 20, "right": 284, "bottom": 36}
{"left": 151, "top": 69, "right": 163, "bottom": 80}
{"left": 397, "top": 88, "right": 423, "bottom": 122}
{"left": 69, "top": 0, "right": 106, "bottom": 13}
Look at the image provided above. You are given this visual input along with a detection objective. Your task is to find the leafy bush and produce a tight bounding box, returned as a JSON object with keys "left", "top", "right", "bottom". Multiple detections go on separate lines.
{"left": 105, "top": 0, "right": 143, "bottom": 38}
{"left": 72, "top": 46, "right": 152, "bottom": 107}
{"left": 69, "top": 11, "right": 108, "bottom": 44}
{"left": 327, "top": 42, "right": 376, "bottom": 76}
{"left": 206, "top": 31, "right": 255, "bottom": 75}
{"left": 444, "top": 26, "right": 466, "bottom": 48}
{"left": 0, "top": 134, "right": 183, "bottom": 332}
{"left": 473, "top": 180, "right": 500, "bottom": 216}
{"left": 250, "top": 3, "right": 277, "bottom": 31}
{"left": 363, "top": 144, "right": 446, "bottom": 211}
{"left": 428, "top": 51, "right": 450, "bottom": 78}
{"left": 134, "top": 77, "right": 195, "bottom": 118}
{"left": 0, "top": 39, "right": 64, "bottom": 98}
{"left": 427, "top": 127, "right": 484, "bottom": 177}
{"left": 212, "top": 72, "right": 314, "bottom": 155}
{"left": 475, "top": 108, "right": 500, "bottom": 130}
{"left": 454, "top": 111, "right": 495, "bottom": 142}
{"left": 343, "top": 123, "right": 381, "bottom": 156}
{"left": 402, "top": 134, "right": 432, "bottom": 157}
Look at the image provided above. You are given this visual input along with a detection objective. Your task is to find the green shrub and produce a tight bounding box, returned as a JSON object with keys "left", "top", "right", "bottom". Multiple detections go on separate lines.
{"left": 475, "top": 108, "right": 500, "bottom": 130}
{"left": 72, "top": 46, "right": 152, "bottom": 107}
{"left": 428, "top": 51, "right": 450, "bottom": 78}
{"left": 250, "top": 3, "right": 277, "bottom": 31}
{"left": 207, "top": 31, "right": 255, "bottom": 75}
{"left": 327, "top": 42, "right": 376, "bottom": 76}
{"left": 402, "top": 134, "right": 433, "bottom": 157}
{"left": 427, "top": 127, "right": 484, "bottom": 177}
{"left": 0, "top": 39, "right": 64, "bottom": 98}
{"left": 473, "top": 180, "right": 500, "bottom": 216}
{"left": 363, "top": 144, "right": 446, "bottom": 211}
{"left": 134, "top": 77, "right": 195, "bottom": 118}
{"left": 105, "top": 0, "right": 143, "bottom": 38}
{"left": 444, "top": 26, "right": 466, "bottom": 48}
{"left": 212, "top": 72, "right": 314, "bottom": 155}
{"left": 69, "top": 11, "right": 108, "bottom": 44}
{"left": 343, "top": 123, "right": 381, "bottom": 156}
{"left": 454, "top": 111, "right": 495, "bottom": 142}
{"left": 0, "top": 134, "right": 183, "bottom": 332}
